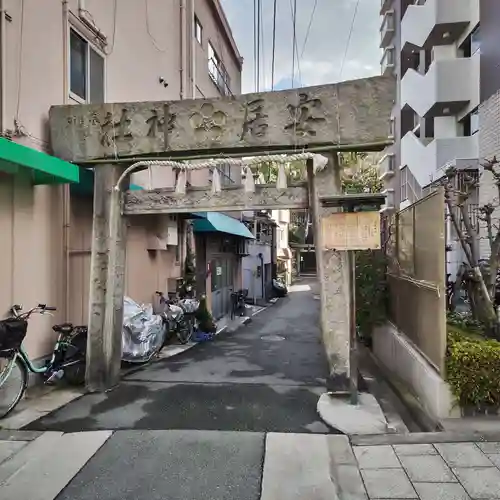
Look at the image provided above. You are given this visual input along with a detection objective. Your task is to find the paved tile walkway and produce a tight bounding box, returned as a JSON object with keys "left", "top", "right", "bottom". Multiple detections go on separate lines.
{"left": 333, "top": 438, "right": 500, "bottom": 499}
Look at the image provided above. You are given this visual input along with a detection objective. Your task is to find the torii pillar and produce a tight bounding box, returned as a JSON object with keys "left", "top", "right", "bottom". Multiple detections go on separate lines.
{"left": 308, "top": 153, "right": 351, "bottom": 393}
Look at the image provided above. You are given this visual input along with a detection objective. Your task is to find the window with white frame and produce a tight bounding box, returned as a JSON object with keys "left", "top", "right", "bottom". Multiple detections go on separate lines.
{"left": 208, "top": 42, "right": 231, "bottom": 96}
{"left": 70, "top": 29, "right": 105, "bottom": 103}
{"left": 400, "top": 166, "right": 408, "bottom": 202}
{"left": 194, "top": 16, "right": 203, "bottom": 45}
{"left": 219, "top": 163, "right": 232, "bottom": 185}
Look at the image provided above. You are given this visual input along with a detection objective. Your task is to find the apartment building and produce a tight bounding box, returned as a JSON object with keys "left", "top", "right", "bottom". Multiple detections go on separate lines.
{"left": 0, "top": 0, "right": 243, "bottom": 361}
{"left": 379, "top": 0, "right": 481, "bottom": 273}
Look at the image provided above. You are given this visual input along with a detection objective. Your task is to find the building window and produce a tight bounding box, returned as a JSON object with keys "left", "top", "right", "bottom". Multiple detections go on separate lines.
{"left": 194, "top": 16, "right": 202, "bottom": 45}
{"left": 471, "top": 25, "right": 481, "bottom": 55}
{"left": 70, "top": 29, "right": 104, "bottom": 103}
{"left": 462, "top": 108, "right": 479, "bottom": 136}
{"left": 400, "top": 166, "right": 408, "bottom": 202}
{"left": 208, "top": 42, "right": 231, "bottom": 96}
{"left": 218, "top": 164, "right": 232, "bottom": 185}
{"left": 461, "top": 25, "right": 480, "bottom": 57}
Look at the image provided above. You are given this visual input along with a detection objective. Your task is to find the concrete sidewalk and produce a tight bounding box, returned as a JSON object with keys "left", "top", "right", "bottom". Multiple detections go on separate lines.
{"left": 0, "top": 430, "right": 339, "bottom": 500}
{"left": 331, "top": 433, "right": 500, "bottom": 499}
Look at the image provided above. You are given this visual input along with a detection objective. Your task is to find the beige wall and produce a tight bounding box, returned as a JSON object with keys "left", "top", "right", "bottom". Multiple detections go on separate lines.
{"left": 68, "top": 197, "right": 184, "bottom": 326}
{"left": 0, "top": 0, "right": 241, "bottom": 359}
{"left": 0, "top": 175, "right": 65, "bottom": 359}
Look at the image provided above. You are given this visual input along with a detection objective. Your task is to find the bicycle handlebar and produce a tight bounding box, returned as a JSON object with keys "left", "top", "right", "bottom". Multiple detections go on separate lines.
{"left": 11, "top": 304, "right": 57, "bottom": 319}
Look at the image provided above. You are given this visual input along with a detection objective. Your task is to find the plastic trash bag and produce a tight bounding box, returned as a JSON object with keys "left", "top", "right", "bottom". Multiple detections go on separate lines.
{"left": 179, "top": 298, "right": 199, "bottom": 314}
{"left": 121, "top": 296, "right": 166, "bottom": 363}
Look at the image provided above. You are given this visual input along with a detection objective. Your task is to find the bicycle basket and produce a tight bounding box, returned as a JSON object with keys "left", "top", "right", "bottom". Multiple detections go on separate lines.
{"left": 0, "top": 318, "right": 28, "bottom": 352}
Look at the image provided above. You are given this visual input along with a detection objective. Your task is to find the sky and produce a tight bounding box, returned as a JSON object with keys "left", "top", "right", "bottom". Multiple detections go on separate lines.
{"left": 220, "top": 0, "right": 381, "bottom": 94}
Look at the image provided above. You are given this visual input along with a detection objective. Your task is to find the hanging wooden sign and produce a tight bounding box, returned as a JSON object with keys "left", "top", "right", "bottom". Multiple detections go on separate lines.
{"left": 322, "top": 211, "right": 381, "bottom": 251}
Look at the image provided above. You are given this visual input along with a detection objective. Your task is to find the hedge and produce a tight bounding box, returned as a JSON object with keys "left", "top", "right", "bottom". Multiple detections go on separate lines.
{"left": 446, "top": 328, "right": 500, "bottom": 409}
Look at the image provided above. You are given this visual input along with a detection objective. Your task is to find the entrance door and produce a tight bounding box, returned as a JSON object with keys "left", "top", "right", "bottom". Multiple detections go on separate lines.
{"left": 211, "top": 257, "right": 234, "bottom": 320}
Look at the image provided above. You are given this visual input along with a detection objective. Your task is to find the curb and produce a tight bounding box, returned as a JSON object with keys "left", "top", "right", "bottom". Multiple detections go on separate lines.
{"left": 361, "top": 346, "right": 442, "bottom": 433}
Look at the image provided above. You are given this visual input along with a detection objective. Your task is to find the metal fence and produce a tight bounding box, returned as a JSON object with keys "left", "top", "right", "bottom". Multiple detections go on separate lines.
{"left": 386, "top": 188, "right": 447, "bottom": 372}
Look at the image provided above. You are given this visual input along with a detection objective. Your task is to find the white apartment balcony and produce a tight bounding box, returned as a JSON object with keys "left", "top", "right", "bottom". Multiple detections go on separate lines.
{"left": 380, "top": 189, "right": 396, "bottom": 213}
{"left": 379, "top": 153, "right": 396, "bottom": 181}
{"left": 380, "top": 0, "right": 392, "bottom": 15}
{"left": 401, "top": 131, "right": 478, "bottom": 188}
{"left": 401, "top": 55, "right": 479, "bottom": 117}
{"left": 401, "top": 0, "right": 473, "bottom": 51}
{"left": 380, "top": 10, "right": 395, "bottom": 48}
{"left": 381, "top": 46, "right": 395, "bottom": 76}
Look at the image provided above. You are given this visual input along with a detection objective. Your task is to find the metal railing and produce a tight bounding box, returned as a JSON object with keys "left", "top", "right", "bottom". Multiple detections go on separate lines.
{"left": 209, "top": 58, "right": 232, "bottom": 97}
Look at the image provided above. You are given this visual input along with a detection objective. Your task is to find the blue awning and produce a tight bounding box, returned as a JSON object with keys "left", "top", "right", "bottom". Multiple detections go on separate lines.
{"left": 192, "top": 212, "right": 255, "bottom": 239}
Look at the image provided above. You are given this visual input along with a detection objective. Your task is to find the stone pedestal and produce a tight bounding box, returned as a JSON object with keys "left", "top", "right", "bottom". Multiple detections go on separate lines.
{"left": 86, "top": 164, "right": 128, "bottom": 392}
{"left": 308, "top": 154, "right": 351, "bottom": 393}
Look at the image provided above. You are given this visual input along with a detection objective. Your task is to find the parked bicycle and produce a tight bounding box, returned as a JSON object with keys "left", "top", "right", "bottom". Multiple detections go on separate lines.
{"left": 0, "top": 304, "right": 87, "bottom": 419}
{"left": 155, "top": 292, "right": 198, "bottom": 345}
{"left": 230, "top": 289, "right": 248, "bottom": 319}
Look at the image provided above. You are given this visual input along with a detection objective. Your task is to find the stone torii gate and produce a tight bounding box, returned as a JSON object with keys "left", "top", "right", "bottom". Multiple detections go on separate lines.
{"left": 49, "top": 75, "right": 395, "bottom": 393}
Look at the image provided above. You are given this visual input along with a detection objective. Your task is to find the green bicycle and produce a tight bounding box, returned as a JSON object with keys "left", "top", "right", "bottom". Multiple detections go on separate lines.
{"left": 0, "top": 304, "right": 88, "bottom": 419}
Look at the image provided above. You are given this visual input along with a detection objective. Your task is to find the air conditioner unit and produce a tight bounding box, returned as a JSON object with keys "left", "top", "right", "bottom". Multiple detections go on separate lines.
{"left": 147, "top": 215, "right": 178, "bottom": 250}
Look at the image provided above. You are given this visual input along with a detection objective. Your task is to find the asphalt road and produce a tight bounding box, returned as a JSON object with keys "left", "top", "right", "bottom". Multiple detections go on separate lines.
{"left": 27, "top": 280, "right": 332, "bottom": 435}
{"left": 56, "top": 430, "right": 266, "bottom": 500}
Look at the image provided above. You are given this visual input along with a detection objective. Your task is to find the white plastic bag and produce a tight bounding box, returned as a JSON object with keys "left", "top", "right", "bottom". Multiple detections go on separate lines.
{"left": 121, "top": 296, "right": 166, "bottom": 363}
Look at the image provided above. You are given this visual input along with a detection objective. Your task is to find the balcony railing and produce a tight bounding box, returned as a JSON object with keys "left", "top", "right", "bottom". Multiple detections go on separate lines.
{"left": 209, "top": 58, "right": 233, "bottom": 97}
{"left": 379, "top": 153, "right": 396, "bottom": 180}
{"left": 380, "top": 11, "right": 395, "bottom": 48}
{"left": 401, "top": 0, "right": 473, "bottom": 51}
{"left": 380, "top": 0, "right": 392, "bottom": 15}
{"left": 401, "top": 55, "right": 479, "bottom": 118}
{"left": 381, "top": 47, "right": 395, "bottom": 76}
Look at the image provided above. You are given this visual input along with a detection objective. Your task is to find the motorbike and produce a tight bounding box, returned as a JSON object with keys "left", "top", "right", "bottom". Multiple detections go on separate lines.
{"left": 272, "top": 278, "right": 288, "bottom": 298}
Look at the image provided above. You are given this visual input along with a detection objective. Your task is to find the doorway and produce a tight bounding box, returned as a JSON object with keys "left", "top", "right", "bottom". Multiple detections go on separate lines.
{"left": 211, "top": 257, "right": 235, "bottom": 320}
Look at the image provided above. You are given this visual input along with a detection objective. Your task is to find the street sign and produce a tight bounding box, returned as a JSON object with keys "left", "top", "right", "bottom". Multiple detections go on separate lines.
{"left": 321, "top": 211, "right": 380, "bottom": 251}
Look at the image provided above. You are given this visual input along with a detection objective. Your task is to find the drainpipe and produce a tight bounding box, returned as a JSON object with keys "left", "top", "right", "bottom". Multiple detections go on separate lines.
{"left": 190, "top": 0, "right": 195, "bottom": 98}
{"left": 179, "top": 0, "right": 186, "bottom": 99}
{"left": 0, "top": 0, "right": 6, "bottom": 135}
{"left": 258, "top": 252, "right": 264, "bottom": 301}
{"left": 62, "top": 0, "right": 71, "bottom": 320}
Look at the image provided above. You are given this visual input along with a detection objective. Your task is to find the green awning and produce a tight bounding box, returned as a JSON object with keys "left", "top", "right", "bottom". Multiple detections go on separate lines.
{"left": 0, "top": 138, "right": 79, "bottom": 184}
{"left": 71, "top": 167, "right": 143, "bottom": 196}
{"left": 192, "top": 212, "right": 255, "bottom": 239}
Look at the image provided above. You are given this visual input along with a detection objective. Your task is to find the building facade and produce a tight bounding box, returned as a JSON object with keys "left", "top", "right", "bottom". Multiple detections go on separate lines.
{"left": 478, "top": 0, "right": 500, "bottom": 258}
{"left": 379, "top": 0, "right": 482, "bottom": 273}
{"left": 0, "top": 0, "right": 242, "bottom": 360}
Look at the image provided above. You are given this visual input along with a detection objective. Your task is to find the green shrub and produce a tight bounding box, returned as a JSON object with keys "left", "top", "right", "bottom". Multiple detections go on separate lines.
{"left": 446, "top": 330, "right": 500, "bottom": 409}
{"left": 447, "top": 311, "right": 483, "bottom": 334}
{"left": 355, "top": 250, "right": 387, "bottom": 344}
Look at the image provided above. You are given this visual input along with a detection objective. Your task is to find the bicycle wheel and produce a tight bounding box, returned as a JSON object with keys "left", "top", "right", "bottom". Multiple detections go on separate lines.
{"left": 176, "top": 319, "right": 194, "bottom": 344}
{"left": 0, "top": 354, "right": 28, "bottom": 419}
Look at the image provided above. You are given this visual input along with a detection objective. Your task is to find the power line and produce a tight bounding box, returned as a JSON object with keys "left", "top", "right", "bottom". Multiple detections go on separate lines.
{"left": 259, "top": 0, "right": 265, "bottom": 90}
{"left": 271, "top": 0, "right": 277, "bottom": 90}
{"left": 253, "top": 0, "right": 257, "bottom": 91}
{"left": 339, "top": 0, "right": 360, "bottom": 81}
{"left": 290, "top": 0, "right": 298, "bottom": 87}
{"left": 256, "top": 0, "right": 261, "bottom": 91}
{"left": 301, "top": 0, "right": 318, "bottom": 59}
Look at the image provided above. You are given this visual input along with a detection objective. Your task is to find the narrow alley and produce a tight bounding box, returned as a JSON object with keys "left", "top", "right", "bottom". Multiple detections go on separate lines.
{"left": 0, "top": 280, "right": 344, "bottom": 500}
{"left": 26, "top": 279, "right": 331, "bottom": 434}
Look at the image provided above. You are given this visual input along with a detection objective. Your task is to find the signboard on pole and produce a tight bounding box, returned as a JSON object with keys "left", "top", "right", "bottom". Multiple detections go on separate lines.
{"left": 321, "top": 211, "right": 381, "bottom": 251}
